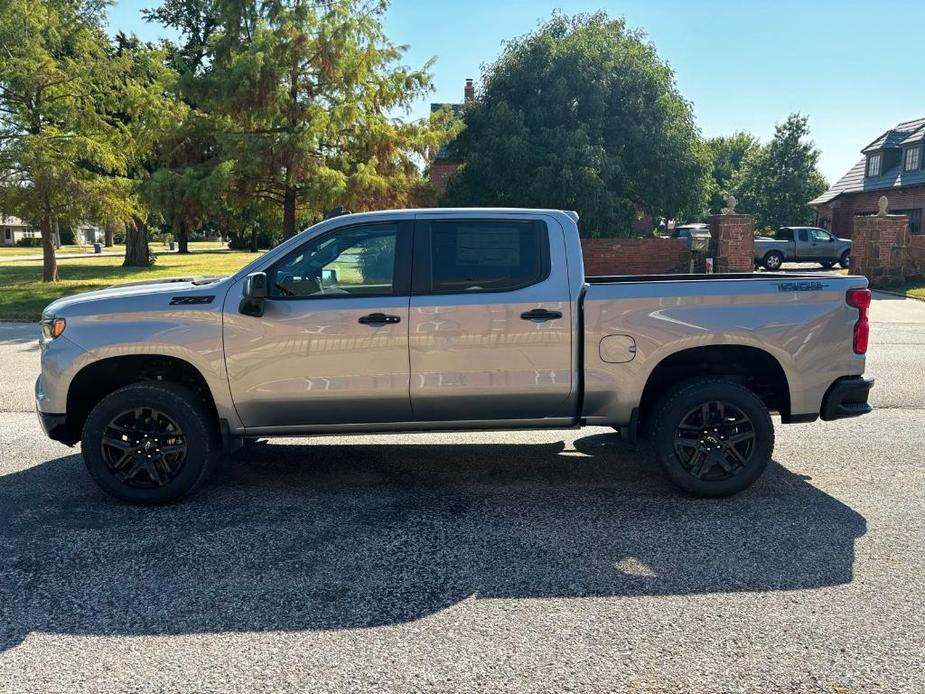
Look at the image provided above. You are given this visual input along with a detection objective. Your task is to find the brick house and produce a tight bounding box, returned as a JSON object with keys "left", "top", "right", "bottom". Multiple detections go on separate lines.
{"left": 810, "top": 116, "right": 925, "bottom": 237}
{"left": 428, "top": 78, "right": 475, "bottom": 192}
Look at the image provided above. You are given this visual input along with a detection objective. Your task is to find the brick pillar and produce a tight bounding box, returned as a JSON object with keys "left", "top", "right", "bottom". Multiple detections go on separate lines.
{"left": 850, "top": 210, "right": 910, "bottom": 287}
{"left": 707, "top": 213, "right": 755, "bottom": 273}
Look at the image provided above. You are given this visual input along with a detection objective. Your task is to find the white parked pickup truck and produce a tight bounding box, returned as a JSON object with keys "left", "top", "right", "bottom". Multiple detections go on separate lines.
{"left": 36, "top": 208, "right": 874, "bottom": 504}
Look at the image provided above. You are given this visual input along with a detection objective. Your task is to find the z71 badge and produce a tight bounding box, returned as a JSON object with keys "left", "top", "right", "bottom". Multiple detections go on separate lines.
{"left": 776, "top": 281, "right": 827, "bottom": 292}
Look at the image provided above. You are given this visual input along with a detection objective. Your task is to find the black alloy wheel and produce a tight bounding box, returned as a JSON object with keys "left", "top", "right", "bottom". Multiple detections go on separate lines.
{"left": 101, "top": 406, "right": 188, "bottom": 488}
{"left": 651, "top": 378, "right": 774, "bottom": 497}
{"left": 673, "top": 400, "right": 755, "bottom": 481}
{"left": 82, "top": 383, "right": 219, "bottom": 504}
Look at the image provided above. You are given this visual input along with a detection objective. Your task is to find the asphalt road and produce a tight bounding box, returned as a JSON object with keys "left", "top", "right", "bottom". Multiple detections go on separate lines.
{"left": 0, "top": 294, "right": 923, "bottom": 692}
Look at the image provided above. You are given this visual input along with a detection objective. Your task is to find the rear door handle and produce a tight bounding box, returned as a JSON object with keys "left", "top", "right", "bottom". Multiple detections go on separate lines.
{"left": 520, "top": 308, "right": 562, "bottom": 322}
{"left": 358, "top": 313, "right": 401, "bottom": 325}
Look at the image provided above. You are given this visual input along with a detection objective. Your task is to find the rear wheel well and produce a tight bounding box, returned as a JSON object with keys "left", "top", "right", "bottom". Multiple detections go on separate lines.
{"left": 65, "top": 355, "right": 219, "bottom": 444}
{"left": 638, "top": 346, "right": 791, "bottom": 433}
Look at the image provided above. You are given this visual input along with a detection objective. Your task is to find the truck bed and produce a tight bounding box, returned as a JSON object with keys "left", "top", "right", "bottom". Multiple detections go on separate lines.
{"left": 579, "top": 271, "right": 868, "bottom": 426}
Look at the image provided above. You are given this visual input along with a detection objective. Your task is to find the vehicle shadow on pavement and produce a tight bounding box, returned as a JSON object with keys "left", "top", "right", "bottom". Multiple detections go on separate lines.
{"left": 0, "top": 433, "right": 866, "bottom": 651}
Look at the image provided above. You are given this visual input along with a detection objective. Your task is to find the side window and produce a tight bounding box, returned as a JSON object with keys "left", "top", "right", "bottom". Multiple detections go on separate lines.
{"left": 426, "top": 220, "right": 549, "bottom": 293}
{"left": 798, "top": 230, "right": 809, "bottom": 242}
{"left": 268, "top": 223, "right": 399, "bottom": 298}
{"left": 811, "top": 229, "right": 831, "bottom": 242}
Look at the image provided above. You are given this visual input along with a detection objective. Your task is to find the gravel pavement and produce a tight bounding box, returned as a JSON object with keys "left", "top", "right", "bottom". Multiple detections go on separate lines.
{"left": 0, "top": 293, "right": 922, "bottom": 692}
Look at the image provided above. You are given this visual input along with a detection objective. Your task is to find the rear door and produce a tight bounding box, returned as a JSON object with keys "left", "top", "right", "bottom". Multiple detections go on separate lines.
{"left": 408, "top": 215, "right": 573, "bottom": 422}
{"left": 794, "top": 228, "right": 810, "bottom": 259}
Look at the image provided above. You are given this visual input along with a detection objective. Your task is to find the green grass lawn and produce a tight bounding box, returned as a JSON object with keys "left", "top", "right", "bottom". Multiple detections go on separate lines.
{"left": 882, "top": 280, "right": 925, "bottom": 300}
{"left": 0, "top": 250, "right": 262, "bottom": 321}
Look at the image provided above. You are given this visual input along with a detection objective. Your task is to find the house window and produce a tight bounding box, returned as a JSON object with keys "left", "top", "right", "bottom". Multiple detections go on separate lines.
{"left": 867, "top": 153, "right": 881, "bottom": 177}
{"left": 3, "top": 228, "right": 10, "bottom": 242}
{"left": 904, "top": 147, "right": 921, "bottom": 172}
{"left": 895, "top": 208, "right": 922, "bottom": 235}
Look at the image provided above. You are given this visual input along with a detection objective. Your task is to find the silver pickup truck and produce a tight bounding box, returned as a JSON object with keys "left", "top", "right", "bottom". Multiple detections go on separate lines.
{"left": 755, "top": 226, "right": 852, "bottom": 270}
{"left": 36, "top": 208, "right": 874, "bottom": 505}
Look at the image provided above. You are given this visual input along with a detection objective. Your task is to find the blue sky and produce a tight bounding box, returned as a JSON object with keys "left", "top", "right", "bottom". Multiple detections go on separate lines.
{"left": 107, "top": 0, "right": 925, "bottom": 184}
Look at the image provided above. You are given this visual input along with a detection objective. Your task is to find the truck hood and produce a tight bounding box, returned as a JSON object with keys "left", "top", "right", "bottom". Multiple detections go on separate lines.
{"left": 43, "top": 276, "right": 229, "bottom": 316}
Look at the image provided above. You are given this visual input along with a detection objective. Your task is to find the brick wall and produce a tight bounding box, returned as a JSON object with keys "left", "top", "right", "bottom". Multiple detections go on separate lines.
{"left": 429, "top": 159, "right": 460, "bottom": 193}
{"left": 814, "top": 185, "right": 925, "bottom": 238}
{"left": 850, "top": 213, "right": 909, "bottom": 286}
{"left": 708, "top": 213, "right": 755, "bottom": 273}
{"left": 581, "top": 238, "right": 691, "bottom": 276}
{"left": 907, "top": 236, "right": 925, "bottom": 279}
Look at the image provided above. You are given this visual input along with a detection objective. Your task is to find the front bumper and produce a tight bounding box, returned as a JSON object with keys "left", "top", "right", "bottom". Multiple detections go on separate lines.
{"left": 36, "top": 406, "right": 76, "bottom": 446}
{"left": 820, "top": 375, "right": 874, "bottom": 421}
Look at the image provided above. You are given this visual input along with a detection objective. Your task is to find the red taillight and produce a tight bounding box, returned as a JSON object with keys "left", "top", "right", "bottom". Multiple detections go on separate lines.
{"left": 847, "top": 288, "right": 871, "bottom": 354}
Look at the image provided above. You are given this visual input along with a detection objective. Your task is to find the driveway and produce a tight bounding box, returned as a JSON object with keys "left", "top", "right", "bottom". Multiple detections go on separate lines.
{"left": 0, "top": 293, "right": 922, "bottom": 692}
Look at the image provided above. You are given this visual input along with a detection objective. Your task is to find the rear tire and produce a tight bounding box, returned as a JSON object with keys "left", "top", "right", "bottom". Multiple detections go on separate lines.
{"left": 839, "top": 250, "right": 851, "bottom": 269}
{"left": 762, "top": 251, "right": 784, "bottom": 271}
{"left": 81, "top": 383, "right": 219, "bottom": 505}
{"left": 651, "top": 378, "right": 774, "bottom": 497}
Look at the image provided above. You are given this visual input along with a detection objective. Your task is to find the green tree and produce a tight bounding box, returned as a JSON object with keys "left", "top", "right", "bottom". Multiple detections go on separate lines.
{"left": 705, "top": 132, "right": 758, "bottom": 215}
{"left": 152, "top": 0, "right": 456, "bottom": 240}
{"left": 440, "top": 12, "right": 710, "bottom": 237}
{"left": 107, "top": 33, "right": 183, "bottom": 266}
{"left": 732, "top": 114, "right": 828, "bottom": 230}
{"left": 0, "top": 0, "right": 133, "bottom": 281}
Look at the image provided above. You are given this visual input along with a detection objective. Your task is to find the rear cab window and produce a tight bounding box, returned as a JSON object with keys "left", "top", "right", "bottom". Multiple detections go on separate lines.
{"left": 415, "top": 219, "right": 550, "bottom": 294}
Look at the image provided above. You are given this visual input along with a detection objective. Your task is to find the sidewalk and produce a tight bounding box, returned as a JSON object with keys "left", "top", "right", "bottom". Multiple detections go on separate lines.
{"left": 0, "top": 247, "right": 232, "bottom": 262}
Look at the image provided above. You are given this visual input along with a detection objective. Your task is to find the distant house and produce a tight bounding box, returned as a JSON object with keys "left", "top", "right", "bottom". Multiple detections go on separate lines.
{"left": 0, "top": 216, "right": 37, "bottom": 246}
{"left": 1, "top": 217, "right": 103, "bottom": 247}
{"left": 429, "top": 78, "right": 475, "bottom": 192}
{"left": 810, "top": 116, "right": 925, "bottom": 237}
{"left": 75, "top": 223, "right": 103, "bottom": 245}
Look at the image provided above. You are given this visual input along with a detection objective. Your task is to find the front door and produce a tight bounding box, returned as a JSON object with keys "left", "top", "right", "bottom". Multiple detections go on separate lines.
{"left": 810, "top": 228, "right": 838, "bottom": 261}
{"left": 408, "top": 216, "right": 574, "bottom": 422}
{"left": 223, "top": 220, "right": 413, "bottom": 428}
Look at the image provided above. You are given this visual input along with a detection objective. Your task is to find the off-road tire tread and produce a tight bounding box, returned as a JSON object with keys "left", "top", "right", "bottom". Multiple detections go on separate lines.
{"left": 81, "top": 382, "right": 219, "bottom": 505}
{"left": 650, "top": 377, "right": 774, "bottom": 497}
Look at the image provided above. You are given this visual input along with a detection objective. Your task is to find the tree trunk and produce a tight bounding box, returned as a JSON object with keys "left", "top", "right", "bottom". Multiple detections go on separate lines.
{"left": 177, "top": 219, "right": 189, "bottom": 254}
{"left": 123, "top": 217, "right": 152, "bottom": 267}
{"left": 104, "top": 223, "right": 115, "bottom": 247}
{"left": 40, "top": 214, "right": 58, "bottom": 283}
{"left": 250, "top": 226, "right": 258, "bottom": 252}
{"left": 283, "top": 186, "right": 297, "bottom": 240}
{"left": 52, "top": 218, "right": 61, "bottom": 249}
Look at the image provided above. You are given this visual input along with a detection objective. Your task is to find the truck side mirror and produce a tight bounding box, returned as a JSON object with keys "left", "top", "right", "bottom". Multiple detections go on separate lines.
{"left": 239, "top": 272, "right": 267, "bottom": 317}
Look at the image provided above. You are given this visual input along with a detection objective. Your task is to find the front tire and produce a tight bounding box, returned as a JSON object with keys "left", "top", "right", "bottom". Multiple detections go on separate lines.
{"left": 839, "top": 250, "right": 850, "bottom": 269}
{"left": 81, "top": 383, "right": 219, "bottom": 505}
{"left": 651, "top": 379, "right": 774, "bottom": 497}
{"left": 762, "top": 251, "right": 783, "bottom": 271}
{"left": 820, "top": 261, "right": 835, "bottom": 269}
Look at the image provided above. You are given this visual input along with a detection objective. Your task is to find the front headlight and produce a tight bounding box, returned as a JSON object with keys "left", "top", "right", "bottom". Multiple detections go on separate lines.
{"left": 40, "top": 315, "right": 66, "bottom": 340}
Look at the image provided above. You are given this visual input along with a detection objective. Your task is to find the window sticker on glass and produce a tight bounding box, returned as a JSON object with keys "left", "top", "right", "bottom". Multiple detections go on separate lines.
{"left": 455, "top": 228, "right": 522, "bottom": 267}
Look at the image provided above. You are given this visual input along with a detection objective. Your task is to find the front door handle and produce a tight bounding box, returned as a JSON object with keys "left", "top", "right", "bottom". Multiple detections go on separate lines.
{"left": 520, "top": 308, "right": 563, "bottom": 322}
{"left": 358, "top": 313, "right": 401, "bottom": 325}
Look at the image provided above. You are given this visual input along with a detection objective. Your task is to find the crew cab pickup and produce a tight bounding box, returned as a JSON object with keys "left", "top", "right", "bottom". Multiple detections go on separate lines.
{"left": 36, "top": 209, "right": 874, "bottom": 504}
{"left": 755, "top": 226, "right": 852, "bottom": 270}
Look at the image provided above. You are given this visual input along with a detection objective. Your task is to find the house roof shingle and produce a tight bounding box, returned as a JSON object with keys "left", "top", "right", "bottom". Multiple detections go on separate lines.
{"left": 810, "top": 116, "right": 925, "bottom": 206}
{"left": 861, "top": 116, "right": 925, "bottom": 153}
